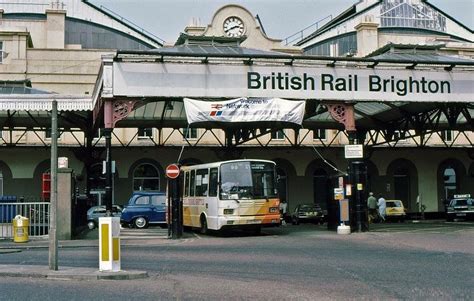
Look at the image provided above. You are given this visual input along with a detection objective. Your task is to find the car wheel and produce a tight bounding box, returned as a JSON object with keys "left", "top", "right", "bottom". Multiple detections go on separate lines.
{"left": 134, "top": 217, "right": 148, "bottom": 229}
{"left": 200, "top": 215, "right": 208, "bottom": 235}
{"left": 292, "top": 218, "right": 299, "bottom": 225}
{"left": 87, "top": 221, "right": 96, "bottom": 230}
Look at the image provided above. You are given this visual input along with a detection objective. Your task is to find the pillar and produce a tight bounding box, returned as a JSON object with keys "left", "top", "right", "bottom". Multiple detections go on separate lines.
{"left": 57, "top": 168, "right": 73, "bottom": 240}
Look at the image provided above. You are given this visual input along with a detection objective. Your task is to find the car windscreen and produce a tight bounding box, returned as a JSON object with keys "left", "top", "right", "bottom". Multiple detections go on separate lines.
{"left": 386, "top": 201, "right": 402, "bottom": 208}
{"left": 299, "top": 205, "right": 319, "bottom": 212}
{"left": 450, "top": 199, "right": 468, "bottom": 206}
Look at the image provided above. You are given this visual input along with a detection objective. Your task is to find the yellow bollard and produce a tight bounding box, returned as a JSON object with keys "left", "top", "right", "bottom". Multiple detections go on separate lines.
{"left": 12, "top": 215, "right": 29, "bottom": 243}
{"left": 99, "top": 216, "right": 121, "bottom": 272}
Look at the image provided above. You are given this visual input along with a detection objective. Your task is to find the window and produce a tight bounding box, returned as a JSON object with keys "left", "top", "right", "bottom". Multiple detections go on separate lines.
{"left": 393, "top": 130, "right": 407, "bottom": 142}
{"left": 151, "top": 195, "right": 166, "bottom": 206}
{"left": 443, "top": 167, "right": 457, "bottom": 200}
{"left": 44, "top": 128, "right": 62, "bottom": 140}
{"left": 441, "top": 130, "right": 453, "bottom": 142}
{"left": 183, "top": 128, "right": 197, "bottom": 139}
{"left": 184, "top": 171, "right": 190, "bottom": 197}
{"left": 271, "top": 130, "right": 285, "bottom": 140}
{"left": 189, "top": 170, "right": 196, "bottom": 196}
{"left": 135, "top": 196, "right": 150, "bottom": 205}
{"left": 133, "top": 163, "right": 160, "bottom": 191}
{"left": 209, "top": 168, "right": 218, "bottom": 197}
{"left": 380, "top": 0, "right": 446, "bottom": 32}
{"left": 313, "top": 129, "right": 327, "bottom": 140}
{"left": 94, "top": 128, "right": 102, "bottom": 139}
{"left": 195, "top": 169, "right": 209, "bottom": 197}
{"left": 138, "top": 127, "right": 153, "bottom": 139}
{"left": 0, "top": 171, "right": 3, "bottom": 196}
{"left": 0, "top": 41, "right": 4, "bottom": 64}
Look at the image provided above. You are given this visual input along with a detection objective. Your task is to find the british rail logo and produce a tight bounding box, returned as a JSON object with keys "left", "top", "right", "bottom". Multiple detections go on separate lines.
{"left": 210, "top": 104, "right": 223, "bottom": 116}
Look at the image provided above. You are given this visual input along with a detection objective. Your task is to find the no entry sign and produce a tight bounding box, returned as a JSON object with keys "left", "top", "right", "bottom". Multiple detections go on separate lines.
{"left": 166, "top": 164, "right": 180, "bottom": 179}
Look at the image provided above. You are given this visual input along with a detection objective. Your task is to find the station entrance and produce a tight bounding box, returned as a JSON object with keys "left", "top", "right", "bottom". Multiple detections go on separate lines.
{"left": 89, "top": 43, "right": 473, "bottom": 230}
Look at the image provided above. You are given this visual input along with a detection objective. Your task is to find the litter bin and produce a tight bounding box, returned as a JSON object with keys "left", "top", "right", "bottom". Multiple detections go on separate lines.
{"left": 12, "top": 215, "right": 29, "bottom": 243}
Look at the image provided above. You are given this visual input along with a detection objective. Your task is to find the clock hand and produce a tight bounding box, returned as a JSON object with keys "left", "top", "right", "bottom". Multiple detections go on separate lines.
{"left": 228, "top": 24, "right": 241, "bottom": 31}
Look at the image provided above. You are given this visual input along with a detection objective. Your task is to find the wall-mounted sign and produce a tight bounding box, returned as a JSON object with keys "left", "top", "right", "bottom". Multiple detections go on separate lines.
{"left": 345, "top": 144, "right": 364, "bottom": 159}
{"left": 113, "top": 62, "right": 473, "bottom": 102}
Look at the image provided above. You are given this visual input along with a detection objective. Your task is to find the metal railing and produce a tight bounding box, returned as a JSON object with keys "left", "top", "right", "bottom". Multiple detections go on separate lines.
{"left": 99, "top": 5, "right": 166, "bottom": 45}
{"left": 283, "top": 15, "right": 332, "bottom": 46}
{"left": 0, "top": 202, "right": 50, "bottom": 239}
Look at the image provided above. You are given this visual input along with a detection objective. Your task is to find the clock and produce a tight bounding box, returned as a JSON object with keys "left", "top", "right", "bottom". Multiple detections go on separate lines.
{"left": 223, "top": 16, "right": 245, "bottom": 37}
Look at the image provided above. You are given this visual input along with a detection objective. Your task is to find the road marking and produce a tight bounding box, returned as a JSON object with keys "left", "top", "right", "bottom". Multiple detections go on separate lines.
{"left": 193, "top": 232, "right": 202, "bottom": 239}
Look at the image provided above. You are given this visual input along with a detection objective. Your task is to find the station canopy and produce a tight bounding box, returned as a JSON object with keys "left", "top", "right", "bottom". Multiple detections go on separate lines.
{"left": 92, "top": 42, "right": 474, "bottom": 133}
{"left": 0, "top": 80, "right": 91, "bottom": 130}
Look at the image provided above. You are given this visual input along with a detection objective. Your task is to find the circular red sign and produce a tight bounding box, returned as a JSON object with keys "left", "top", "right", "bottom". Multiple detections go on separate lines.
{"left": 166, "top": 164, "right": 180, "bottom": 179}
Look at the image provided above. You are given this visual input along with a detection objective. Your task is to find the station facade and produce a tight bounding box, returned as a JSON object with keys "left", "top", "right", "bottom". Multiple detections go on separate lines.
{"left": 0, "top": 0, "right": 473, "bottom": 218}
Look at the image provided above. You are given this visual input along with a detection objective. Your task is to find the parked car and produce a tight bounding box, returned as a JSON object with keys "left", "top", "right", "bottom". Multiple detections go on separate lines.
{"left": 446, "top": 194, "right": 473, "bottom": 222}
{"left": 291, "top": 204, "right": 325, "bottom": 225}
{"left": 384, "top": 200, "right": 406, "bottom": 222}
{"left": 86, "top": 205, "right": 123, "bottom": 229}
{"left": 120, "top": 191, "right": 167, "bottom": 229}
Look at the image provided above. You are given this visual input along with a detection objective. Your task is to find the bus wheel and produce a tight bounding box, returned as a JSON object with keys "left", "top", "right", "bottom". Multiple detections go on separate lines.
{"left": 200, "top": 216, "right": 208, "bottom": 235}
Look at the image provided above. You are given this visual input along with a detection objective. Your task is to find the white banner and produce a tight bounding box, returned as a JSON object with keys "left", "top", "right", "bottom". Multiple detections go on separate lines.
{"left": 183, "top": 97, "right": 306, "bottom": 125}
{"left": 113, "top": 62, "right": 474, "bottom": 102}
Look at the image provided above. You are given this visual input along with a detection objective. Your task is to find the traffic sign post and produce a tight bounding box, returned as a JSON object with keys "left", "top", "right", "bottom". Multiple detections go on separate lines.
{"left": 166, "top": 164, "right": 180, "bottom": 179}
{"left": 166, "top": 164, "right": 182, "bottom": 239}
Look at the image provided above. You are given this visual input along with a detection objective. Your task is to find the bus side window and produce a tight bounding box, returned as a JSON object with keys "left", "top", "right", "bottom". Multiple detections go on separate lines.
{"left": 195, "top": 168, "right": 208, "bottom": 197}
{"left": 184, "top": 171, "right": 189, "bottom": 197}
{"left": 190, "top": 170, "right": 196, "bottom": 197}
{"left": 209, "top": 168, "right": 218, "bottom": 197}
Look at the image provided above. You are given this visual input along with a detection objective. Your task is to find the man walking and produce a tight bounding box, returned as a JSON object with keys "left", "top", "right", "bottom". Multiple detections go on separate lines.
{"left": 367, "top": 192, "right": 378, "bottom": 223}
{"left": 378, "top": 194, "right": 386, "bottom": 222}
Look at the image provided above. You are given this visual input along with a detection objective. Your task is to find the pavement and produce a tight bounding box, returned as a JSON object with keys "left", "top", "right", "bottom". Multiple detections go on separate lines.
{"left": 0, "top": 227, "right": 173, "bottom": 281}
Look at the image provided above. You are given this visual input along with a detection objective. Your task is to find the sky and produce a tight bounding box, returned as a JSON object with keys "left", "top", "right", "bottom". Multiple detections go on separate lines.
{"left": 91, "top": 0, "right": 474, "bottom": 44}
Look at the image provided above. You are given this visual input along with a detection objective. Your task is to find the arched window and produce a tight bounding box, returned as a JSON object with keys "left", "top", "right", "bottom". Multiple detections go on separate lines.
{"left": 133, "top": 163, "right": 160, "bottom": 191}
{"left": 443, "top": 167, "right": 457, "bottom": 200}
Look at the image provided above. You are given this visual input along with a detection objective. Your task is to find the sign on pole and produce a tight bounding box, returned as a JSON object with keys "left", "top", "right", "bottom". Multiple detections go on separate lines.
{"left": 166, "top": 164, "right": 180, "bottom": 179}
{"left": 344, "top": 144, "right": 364, "bottom": 159}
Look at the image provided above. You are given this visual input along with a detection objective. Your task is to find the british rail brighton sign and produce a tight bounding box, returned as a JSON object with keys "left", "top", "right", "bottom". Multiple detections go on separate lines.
{"left": 113, "top": 63, "right": 473, "bottom": 102}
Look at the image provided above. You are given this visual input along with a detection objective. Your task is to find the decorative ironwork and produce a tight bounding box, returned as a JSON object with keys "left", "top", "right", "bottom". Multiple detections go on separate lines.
{"left": 326, "top": 104, "right": 356, "bottom": 132}
{"left": 104, "top": 99, "right": 143, "bottom": 128}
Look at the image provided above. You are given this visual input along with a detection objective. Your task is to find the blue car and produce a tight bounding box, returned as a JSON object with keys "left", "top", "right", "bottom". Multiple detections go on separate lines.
{"left": 120, "top": 191, "right": 167, "bottom": 229}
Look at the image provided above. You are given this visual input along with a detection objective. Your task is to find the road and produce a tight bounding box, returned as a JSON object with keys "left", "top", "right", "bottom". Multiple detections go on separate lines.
{"left": 0, "top": 221, "right": 473, "bottom": 300}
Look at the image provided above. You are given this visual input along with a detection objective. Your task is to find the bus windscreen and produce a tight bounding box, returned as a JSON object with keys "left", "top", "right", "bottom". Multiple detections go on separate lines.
{"left": 220, "top": 161, "right": 277, "bottom": 200}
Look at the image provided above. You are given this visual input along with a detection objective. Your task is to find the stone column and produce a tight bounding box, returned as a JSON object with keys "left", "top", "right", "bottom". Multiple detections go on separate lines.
{"left": 355, "top": 15, "right": 379, "bottom": 57}
{"left": 57, "top": 168, "right": 73, "bottom": 240}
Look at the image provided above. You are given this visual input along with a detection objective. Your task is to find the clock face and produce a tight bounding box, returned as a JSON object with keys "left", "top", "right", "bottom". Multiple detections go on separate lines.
{"left": 223, "top": 16, "right": 245, "bottom": 37}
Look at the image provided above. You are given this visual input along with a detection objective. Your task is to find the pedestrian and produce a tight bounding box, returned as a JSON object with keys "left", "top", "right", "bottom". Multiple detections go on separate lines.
{"left": 377, "top": 194, "right": 386, "bottom": 222}
{"left": 367, "top": 192, "right": 378, "bottom": 223}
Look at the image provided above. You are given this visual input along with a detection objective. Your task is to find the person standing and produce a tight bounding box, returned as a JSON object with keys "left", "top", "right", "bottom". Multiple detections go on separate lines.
{"left": 377, "top": 194, "right": 386, "bottom": 222}
{"left": 367, "top": 192, "right": 378, "bottom": 223}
